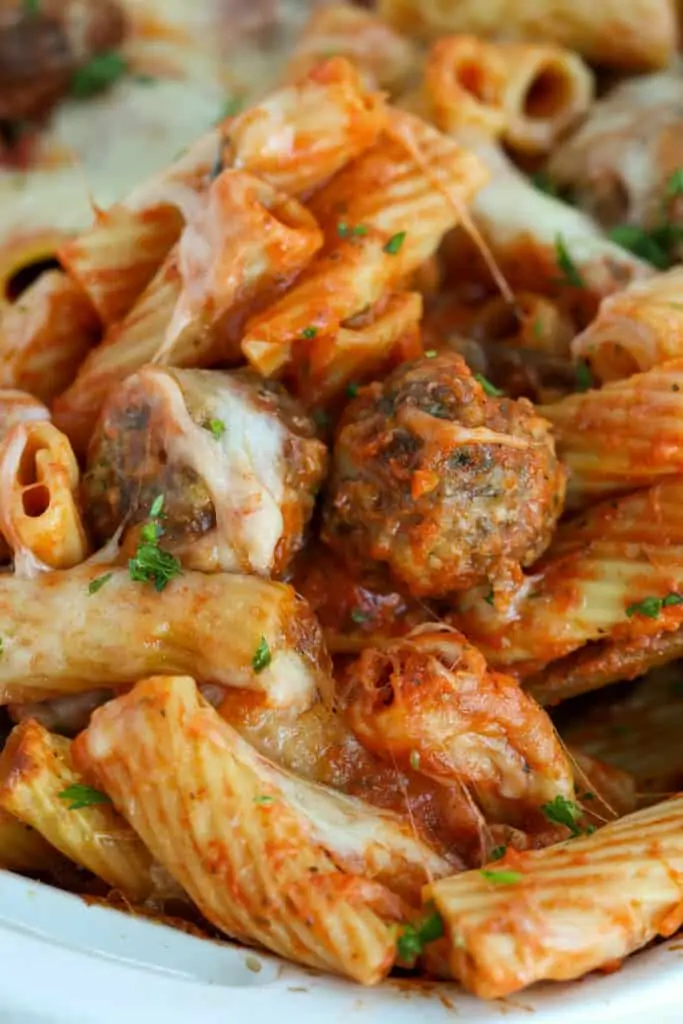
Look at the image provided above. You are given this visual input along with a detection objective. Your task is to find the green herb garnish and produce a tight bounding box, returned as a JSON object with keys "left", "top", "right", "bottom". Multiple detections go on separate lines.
{"left": 254, "top": 795, "right": 276, "bottom": 805}
{"left": 396, "top": 908, "right": 444, "bottom": 965}
{"left": 219, "top": 96, "right": 243, "bottom": 120}
{"left": 575, "top": 359, "right": 593, "bottom": 392}
{"left": 88, "top": 572, "right": 113, "bottom": 596}
{"left": 424, "top": 349, "right": 437, "bottom": 358}
{"left": 554, "top": 234, "right": 584, "bottom": 288}
{"left": 480, "top": 869, "right": 522, "bottom": 885}
{"left": 409, "top": 750, "right": 421, "bottom": 771}
{"left": 206, "top": 418, "right": 226, "bottom": 440}
{"left": 252, "top": 636, "right": 271, "bottom": 673}
{"left": 626, "top": 593, "right": 683, "bottom": 619}
{"left": 384, "top": 231, "right": 406, "bottom": 255}
{"left": 58, "top": 784, "right": 112, "bottom": 811}
{"left": 350, "top": 608, "right": 370, "bottom": 624}
{"left": 129, "top": 496, "right": 181, "bottom": 592}
{"left": 347, "top": 382, "right": 359, "bottom": 398}
{"left": 666, "top": 169, "right": 683, "bottom": 199}
{"left": 541, "top": 795, "right": 584, "bottom": 837}
{"left": 71, "top": 52, "right": 128, "bottom": 99}
{"left": 474, "top": 373, "right": 504, "bottom": 397}
{"left": 608, "top": 225, "right": 671, "bottom": 271}
{"left": 531, "top": 171, "right": 558, "bottom": 198}
{"left": 337, "top": 222, "right": 368, "bottom": 239}
{"left": 484, "top": 586, "right": 495, "bottom": 606}
{"left": 301, "top": 326, "right": 318, "bottom": 339}
{"left": 489, "top": 845, "right": 507, "bottom": 861}
{"left": 150, "top": 495, "right": 165, "bottom": 518}
{"left": 23, "top": 0, "right": 40, "bottom": 14}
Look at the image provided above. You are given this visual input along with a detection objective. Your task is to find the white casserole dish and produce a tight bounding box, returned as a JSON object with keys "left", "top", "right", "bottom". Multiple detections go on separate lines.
{"left": 1, "top": 869, "right": 682, "bottom": 1024}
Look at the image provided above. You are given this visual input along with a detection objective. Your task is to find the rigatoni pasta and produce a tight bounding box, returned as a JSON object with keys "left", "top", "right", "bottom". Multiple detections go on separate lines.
{"left": 425, "top": 36, "right": 594, "bottom": 155}
{"left": 427, "top": 795, "right": 683, "bottom": 998}
{"left": 571, "top": 268, "right": 683, "bottom": 382}
{"left": 0, "top": 567, "right": 331, "bottom": 708}
{"left": 0, "top": 719, "right": 164, "bottom": 902}
{"left": 0, "top": 421, "right": 89, "bottom": 575}
{"left": 379, "top": 0, "right": 678, "bottom": 70}
{"left": 73, "top": 675, "right": 452, "bottom": 983}
{"left": 540, "top": 358, "right": 683, "bottom": 506}
{"left": 0, "top": 270, "right": 99, "bottom": 402}
{"left": 5, "top": 8, "right": 683, "bottom": 1004}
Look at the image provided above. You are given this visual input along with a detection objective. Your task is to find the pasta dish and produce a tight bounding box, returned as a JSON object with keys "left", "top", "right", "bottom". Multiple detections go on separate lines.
{"left": 3, "top": 0, "right": 683, "bottom": 1003}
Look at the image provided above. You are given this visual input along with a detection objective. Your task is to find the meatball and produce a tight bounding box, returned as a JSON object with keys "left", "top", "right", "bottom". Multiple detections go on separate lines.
{"left": 322, "top": 352, "right": 565, "bottom": 597}
{"left": 84, "top": 365, "right": 328, "bottom": 578}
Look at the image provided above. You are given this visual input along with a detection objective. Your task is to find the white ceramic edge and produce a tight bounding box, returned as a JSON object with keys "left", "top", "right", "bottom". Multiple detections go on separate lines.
{"left": 1, "top": 870, "right": 683, "bottom": 1023}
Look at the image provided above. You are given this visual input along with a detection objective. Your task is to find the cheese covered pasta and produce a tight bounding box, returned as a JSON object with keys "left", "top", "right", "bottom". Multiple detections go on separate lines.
{"left": 3, "top": 0, "right": 683, "bottom": 1006}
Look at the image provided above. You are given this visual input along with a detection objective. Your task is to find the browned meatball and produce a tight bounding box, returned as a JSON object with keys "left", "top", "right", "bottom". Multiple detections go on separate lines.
{"left": 0, "top": 0, "right": 127, "bottom": 121}
{"left": 322, "top": 352, "right": 565, "bottom": 598}
{"left": 84, "top": 365, "right": 328, "bottom": 579}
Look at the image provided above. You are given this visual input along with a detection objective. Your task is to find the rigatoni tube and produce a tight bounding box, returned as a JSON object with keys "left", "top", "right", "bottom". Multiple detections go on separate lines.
{"left": 427, "top": 794, "right": 683, "bottom": 998}
{"left": 0, "top": 566, "right": 331, "bottom": 708}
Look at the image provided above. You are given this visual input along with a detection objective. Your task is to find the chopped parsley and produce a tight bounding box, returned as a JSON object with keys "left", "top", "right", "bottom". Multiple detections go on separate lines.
{"left": 252, "top": 636, "right": 271, "bottom": 673}
{"left": 23, "top": 0, "right": 40, "bottom": 13}
{"left": 128, "top": 496, "right": 182, "bottom": 593}
{"left": 531, "top": 171, "right": 559, "bottom": 198}
{"left": 666, "top": 169, "right": 683, "bottom": 199}
{"left": 384, "top": 231, "right": 406, "bottom": 255}
{"left": 206, "top": 418, "right": 226, "bottom": 440}
{"left": 254, "top": 795, "right": 276, "bottom": 805}
{"left": 474, "top": 373, "right": 504, "bottom": 397}
{"left": 608, "top": 225, "right": 673, "bottom": 271}
{"left": 150, "top": 494, "right": 165, "bottom": 518}
{"left": 347, "top": 382, "right": 359, "bottom": 398}
{"left": 575, "top": 359, "right": 593, "bottom": 393}
{"left": 88, "top": 572, "right": 113, "bottom": 596}
{"left": 58, "top": 784, "right": 112, "bottom": 811}
{"left": 337, "top": 222, "right": 368, "bottom": 239}
{"left": 219, "top": 96, "right": 243, "bottom": 120}
{"left": 541, "top": 795, "right": 584, "bottom": 837}
{"left": 626, "top": 593, "right": 683, "bottom": 619}
{"left": 301, "top": 326, "right": 318, "bottom": 340}
{"left": 350, "top": 608, "right": 370, "bottom": 625}
{"left": 532, "top": 318, "right": 544, "bottom": 339}
{"left": 396, "top": 908, "right": 444, "bottom": 965}
{"left": 480, "top": 869, "right": 522, "bottom": 885}
{"left": 554, "top": 235, "right": 584, "bottom": 288}
{"left": 132, "top": 73, "right": 156, "bottom": 85}
{"left": 424, "top": 349, "right": 437, "bottom": 358}
{"left": 312, "top": 409, "right": 330, "bottom": 430}
{"left": 484, "top": 585, "right": 495, "bottom": 607}
{"left": 409, "top": 750, "right": 421, "bottom": 771}
{"left": 489, "top": 845, "right": 507, "bottom": 861}
{"left": 71, "top": 52, "right": 128, "bottom": 99}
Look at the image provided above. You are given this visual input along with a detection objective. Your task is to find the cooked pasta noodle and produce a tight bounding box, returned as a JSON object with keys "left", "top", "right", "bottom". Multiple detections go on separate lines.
{"left": 0, "top": 421, "right": 90, "bottom": 575}
{"left": 453, "top": 480, "right": 683, "bottom": 675}
{"left": 540, "top": 358, "right": 683, "bottom": 506}
{"left": 425, "top": 36, "right": 593, "bottom": 154}
{"left": 427, "top": 795, "right": 683, "bottom": 998}
{"left": 73, "top": 675, "right": 453, "bottom": 983}
{"left": 571, "top": 268, "right": 683, "bottom": 382}
{"left": 3, "top": 11, "right": 683, "bottom": 1003}
{"left": 379, "top": 0, "right": 677, "bottom": 69}
{"left": 0, "top": 719, "right": 166, "bottom": 902}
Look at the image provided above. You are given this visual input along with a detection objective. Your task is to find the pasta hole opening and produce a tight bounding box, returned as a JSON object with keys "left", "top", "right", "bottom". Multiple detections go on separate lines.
{"left": 6, "top": 257, "right": 61, "bottom": 302}
{"left": 22, "top": 484, "right": 50, "bottom": 518}
{"left": 522, "top": 65, "right": 572, "bottom": 121}
{"left": 17, "top": 440, "right": 48, "bottom": 486}
{"left": 455, "top": 61, "right": 495, "bottom": 104}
